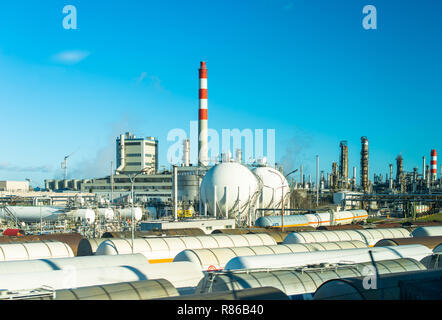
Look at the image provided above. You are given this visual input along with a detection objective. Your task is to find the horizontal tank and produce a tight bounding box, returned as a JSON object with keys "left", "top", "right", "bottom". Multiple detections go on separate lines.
{"left": 196, "top": 258, "right": 425, "bottom": 299}
{"left": 0, "top": 241, "right": 74, "bottom": 261}
{"left": 0, "top": 253, "right": 148, "bottom": 275}
{"left": 117, "top": 207, "right": 143, "bottom": 221}
{"left": 0, "top": 233, "right": 83, "bottom": 256}
{"left": 255, "top": 215, "right": 309, "bottom": 228}
{"left": 420, "top": 253, "right": 442, "bottom": 270}
{"left": 0, "top": 206, "right": 65, "bottom": 223}
{"left": 50, "top": 279, "right": 179, "bottom": 300}
{"left": 411, "top": 226, "right": 442, "bottom": 237}
{"left": 95, "top": 234, "right": 276, "bottom": 263}
{"left": 76, "top": 238, "right": 110, "bottom": 256}
{"left": 313, "top": 268, "right": 442, "bottom": 300}
{"left": 173, "top": 240, "right": 367, "bottom": 271}
{"left": 224, "top": 244, "right": 432, "bottom": 270}
{"left": 283, "top": 228, "right": 411, "bottom": 247}
{"left": 66, "top": 209, "right": 95, "bottom": 224}
{"left": 97, "top": 208, "right": 115, "bottom": 220}
{"left": 0, "top": 261, "right": 203, "bottom": 295}
{"left": 375, "top": 236, "right": 442, "bottom": 249}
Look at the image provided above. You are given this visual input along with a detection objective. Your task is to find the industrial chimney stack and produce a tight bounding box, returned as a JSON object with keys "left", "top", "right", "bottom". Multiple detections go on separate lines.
{"left": 339, "top": 140, "right": 349, "bottom": 188}
{"left": 198, "top": 61, "right": 209, "bottom": 166}
{"left": 431, "top": 149, "right": 437, "bottom": 181}
{"left": 360, "top": 137, "right": 369, "bottom": 192}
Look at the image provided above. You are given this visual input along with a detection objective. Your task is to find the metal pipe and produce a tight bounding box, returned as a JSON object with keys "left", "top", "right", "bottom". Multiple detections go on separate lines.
{"left": 173, "top": 165, "right": 178, "bottom": 221}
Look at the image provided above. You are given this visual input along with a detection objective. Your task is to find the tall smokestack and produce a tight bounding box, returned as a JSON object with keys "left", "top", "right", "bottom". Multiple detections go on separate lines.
{"left": 389, "top": 164, "right": 393, "bottom": 189}
{"left": 396, "top": 155, "right": 403, "bottom": 184}
{"left": 422, "top": 156, "right": 426, "bottom": 181}
{"left": 431, "top": 149, "right": 437, "bottom": 181}
{"left": 360, "top": 137, "right": 369, "bottom": 192}
{"left": 198, "top": 61, "right": 209, "bottom": 166}
{"left": 182, "top": 139, "right": 190, "bottom": 166}
{"left": 339, "top": 141, "right": 349, "bottom": 187}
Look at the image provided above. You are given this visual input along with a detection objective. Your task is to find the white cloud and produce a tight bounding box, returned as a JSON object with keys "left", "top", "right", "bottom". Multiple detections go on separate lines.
{"left": 136, "top": 71, "right": 148, "bottom": 83}
{"left": 52, "top": 50, "right": 90, "bottom": 65}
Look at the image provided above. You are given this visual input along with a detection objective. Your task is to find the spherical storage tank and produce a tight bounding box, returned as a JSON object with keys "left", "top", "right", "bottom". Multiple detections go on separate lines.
{"left": 252, "top": 166, "right": 289, "bottom": 209}
{"left": 200, "top": 162, "right": 258, "bottom": 220}
{"left": 117, "top": 208, "right": 143, "bottom": 221}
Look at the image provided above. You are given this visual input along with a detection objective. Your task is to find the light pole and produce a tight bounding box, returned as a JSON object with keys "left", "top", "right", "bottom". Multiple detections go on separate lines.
{"left": 127, "top": 168, "right": 149, "bottom": 254}
{"left": 269, "top": 169, "right": 298, "bottom": 232}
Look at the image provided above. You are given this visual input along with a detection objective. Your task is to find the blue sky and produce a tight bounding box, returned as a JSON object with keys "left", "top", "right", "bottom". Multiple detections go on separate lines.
{"left": 0, "top": 0, "right": 441, "bottom": 187}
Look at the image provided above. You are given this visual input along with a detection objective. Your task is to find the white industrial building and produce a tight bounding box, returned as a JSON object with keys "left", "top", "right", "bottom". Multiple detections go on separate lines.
{"left": 0, "top": 181, "right": 30, "bottom": 192}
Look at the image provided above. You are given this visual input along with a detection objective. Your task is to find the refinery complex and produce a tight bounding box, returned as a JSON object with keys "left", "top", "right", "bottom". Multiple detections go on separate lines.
{"left": 0, "top": 60, "right": 441, "bottom": 302}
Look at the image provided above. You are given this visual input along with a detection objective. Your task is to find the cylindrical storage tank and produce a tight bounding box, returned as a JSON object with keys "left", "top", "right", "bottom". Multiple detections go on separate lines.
{"left": 97, "top": 208, "right": 114, "bottom": 220}
{"left": 0, "top": 206, "right": 65, "bottom": 222}
{"left": 0, "top": 253, "right": 148, "bottom": 275}
{"left": 200, "top": 162, "right": 259, "bottom": 220}
{"left": 420, "top": 253, "right": 442, "bottom": 270}
{"left": 313, "top": 269, "right": 442, "bottom": 300}
{"left": 95, "top": 234, "right": 276, "bottom": 263}
{"left": 375, "top": 236, "right": 442, "bottom": 250}
{"left": 50, "top": 279, "right": 179, "bottom": 300}
{"left": 411, "top": 226, "right": 442, "bottom": 237}
{"left": 77, "top": 238, "right": 110, "bottom": 256}
{"left": 0, "top": 262, "right": 203, "bottom": 295}
{"left": 174, "top": 241, "right": 367, "bottom": 271}
{"left": 304, "top": 212, "right": 332, "bottom": 228}
{"left": 196, "top": 258, "right": 425, "bottom": 300}
{"left": 165, "top": 287, "right": 289, "bottom": 300}
{"left": 252, "top": 166, "right": 289, "bottom": 209}
{"left": 224, "top": 244, "right": 432, "bottom": 271}
{"left": 0, "top": 233, "right": 83, "bottom": 256}
{"left": 283, "top": 228, "right": 411, "bottom": 247}
{"left": 255, "top": 215, "right": 309, "bottom": 228}
{"left": 177, "top": 173, "right": 200, "bottom": 202}
{"left": 117, "top": 207, "right": 143, "bottom": 221}
{"left": 67, "top": 209, "right": 95, "bottom": 224}
{"left": 0, "top": 241, "right": 74, "bottom": 261}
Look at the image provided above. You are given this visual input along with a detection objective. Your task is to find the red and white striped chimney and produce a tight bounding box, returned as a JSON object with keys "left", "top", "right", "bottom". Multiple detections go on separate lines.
{"left": 431, "top": 149, "right": 437, "bottom": 181}
{"left": 198, "top": 61, "right": 209, "bottom": 166}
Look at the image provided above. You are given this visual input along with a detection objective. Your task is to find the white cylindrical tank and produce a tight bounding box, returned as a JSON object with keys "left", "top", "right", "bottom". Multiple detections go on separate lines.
{"left": 174, "top": 240, "right": 367, "bottom": 271}
{"left": 0, "top": 206, "right": 65, "bottom": 223}
{"left": 224, "top": 244, "right": 432, "bottom": 270}
{"left": 200, "top": 162, "right": 259, "bottom": 220}
{"left": 283, "top": 228, "right": 411, "bottom": 246}
{"left": 77, "top": 238, "right": 110, "bottom": 256}
{"left": 117, "top": 207, "right": 143, "bottom": 221}
{"left": 0, "top": 241, "right": 74, "bottom": 261}
{"left": 0, "top": 253, "right": 148, "bottom": 275}
{"left": 97, "top": 208, "right": 115, "bottom": 220}
{"left": 196, "top": 258, "right": 425, "bottom": 299}
{"left": 53, "top": 279, "right": 179, "bottom": 300}
{"left": 96, "top": 234, "right": 276, "bottom": 263}
{"left": 252, "top": 166, "right": 289, "bottom": 209}
{"left": 411, "top": 226, "right": 442, "bottom": 237}
{"left": 67, "top": 209, "right": 96, "bottom": 224}
{"left": 0, "top": 261, "right": 203, "bottom": 295}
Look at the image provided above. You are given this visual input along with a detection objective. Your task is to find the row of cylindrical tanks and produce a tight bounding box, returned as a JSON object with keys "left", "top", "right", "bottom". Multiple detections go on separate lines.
{"left": 0, "top": 206, "right": 143, "bottom": 224}
{"left": 0, "top": 225, "right": 441, "bottom": 299}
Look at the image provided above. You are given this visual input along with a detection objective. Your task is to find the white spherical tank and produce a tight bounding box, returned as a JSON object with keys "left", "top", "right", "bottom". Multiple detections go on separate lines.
{"left": 252, "top": 166, "right": 289, "bottom": 209}
{"left": 118, "top": 208, "right": 143, "bottom": 221}
{"left": 200, "top": 162, "right": 259, "bottom": 220}
{"left": 97, "top": 208, "right": 115, "bottom": 220}
{"left": 67, "top": 209, "right": 96, "bottom": 224}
